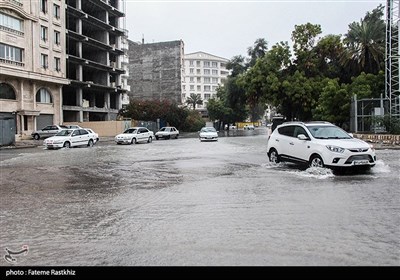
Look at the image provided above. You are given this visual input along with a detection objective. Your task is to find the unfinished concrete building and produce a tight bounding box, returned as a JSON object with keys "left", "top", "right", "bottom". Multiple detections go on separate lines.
{"left": 127, "top": 40, "right": 184, "bottom": 104}
{"left": 63, "top": 0, "right": 127, "bottom": 122}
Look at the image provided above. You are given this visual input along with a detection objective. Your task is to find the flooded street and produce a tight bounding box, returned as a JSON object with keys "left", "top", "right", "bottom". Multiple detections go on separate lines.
{"left": 1, "top": 130, "right": 399, "bottom": 266}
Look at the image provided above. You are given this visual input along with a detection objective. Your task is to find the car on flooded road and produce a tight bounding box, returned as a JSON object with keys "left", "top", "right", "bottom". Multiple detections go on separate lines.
{"left": 43, "top": 128, "right": 96, "bottom": 149}
{"left": 155, "top": 126, "right": 179, "bottom": 140}
{"left": 199, "top": 127, "right": 218, "bottom": 142}
{"left": 267, "top": 121, "right": 376, "bottom": 170}
{"left": 115, "top": 127, "right": 154, "bottom": 144}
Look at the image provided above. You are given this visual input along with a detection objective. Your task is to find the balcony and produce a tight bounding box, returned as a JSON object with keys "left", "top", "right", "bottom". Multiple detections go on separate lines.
{"left": 0, "top": 58, "right": 24, "bottom": 67}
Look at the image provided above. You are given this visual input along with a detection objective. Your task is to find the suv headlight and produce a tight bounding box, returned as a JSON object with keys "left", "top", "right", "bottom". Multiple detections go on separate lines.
{"left": 326, "top": 145, "right": 345, "bottom": 153}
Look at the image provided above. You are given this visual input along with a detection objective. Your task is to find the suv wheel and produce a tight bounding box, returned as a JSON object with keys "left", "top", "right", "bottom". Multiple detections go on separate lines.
{"left": 309, "top": 155, "right": 324, "bottom": 168}
{"left": 269, "top": 149, "right": 280, "bottom": 164}
{"left": 33, "top": 134, "right": 40, "bottom": 140}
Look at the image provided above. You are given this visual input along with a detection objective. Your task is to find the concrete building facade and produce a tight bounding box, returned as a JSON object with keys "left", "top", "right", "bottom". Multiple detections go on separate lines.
{"left": 127, "top": 40, "right": 184, "bottom": 104}
{"left": 62, "top": 0, "right": 127, "bottom": 122}
{"left": 182, "top": 51, "right": 229, "bottom": 117}
{"left": 0, "top": 0, "right": 69, "bottom": 143}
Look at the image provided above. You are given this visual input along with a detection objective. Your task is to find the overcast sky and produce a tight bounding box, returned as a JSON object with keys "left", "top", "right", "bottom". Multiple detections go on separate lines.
{"left": 124, "top": 0, "right": 385, "bottom": 60}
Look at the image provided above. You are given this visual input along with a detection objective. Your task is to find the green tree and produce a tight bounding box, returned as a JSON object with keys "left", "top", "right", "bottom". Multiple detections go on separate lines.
{"left": 313, "top": 79, "right": 351, "bottom": 127}
{"left": 226, "top": 55, "right": 247, "bottom": 77}
{"left": 186, "top": 93, "right": 203, "bottom": 110}
{"left": 348, "top": 71, "right": 384, "bottom": 99}
{"left": 247, "top": 38, "right": 268, "bottom": 67}
{"left": 341, "top": 4, "right": 385, "bottom": 75}
{"left": 291, "top": 23, "right": 322, "bottom": 77}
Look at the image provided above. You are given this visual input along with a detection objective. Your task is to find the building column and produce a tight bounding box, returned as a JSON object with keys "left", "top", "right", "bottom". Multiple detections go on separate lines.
{"left": 76, "top": 88, "right": 83, "bottom": 122}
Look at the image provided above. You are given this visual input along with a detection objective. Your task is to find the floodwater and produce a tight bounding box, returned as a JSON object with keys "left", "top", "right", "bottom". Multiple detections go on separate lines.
{"left": 0, "top": 130, "right": 399, "bottom": 266}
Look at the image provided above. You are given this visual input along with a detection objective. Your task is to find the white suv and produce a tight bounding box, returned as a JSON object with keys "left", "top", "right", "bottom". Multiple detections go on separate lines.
{"left": 266, "top": 122, "right": 376, "bottom": 169}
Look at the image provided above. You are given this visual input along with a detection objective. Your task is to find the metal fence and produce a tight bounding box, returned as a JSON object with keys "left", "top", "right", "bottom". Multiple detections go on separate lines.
{"left": 350, "top": 95, "right": 390, "bottom": 133}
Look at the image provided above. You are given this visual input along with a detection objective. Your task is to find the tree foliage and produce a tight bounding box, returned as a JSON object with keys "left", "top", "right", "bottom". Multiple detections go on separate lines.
{"left": 233, "top": 5, "right": 385, "bottom": 127}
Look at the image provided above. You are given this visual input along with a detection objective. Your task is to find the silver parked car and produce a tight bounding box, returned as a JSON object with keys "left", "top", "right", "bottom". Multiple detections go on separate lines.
{"left": 31, "top": 125, "right": 69, "bottom": 140}
{"left": 155, "top": 126, "right": 179, "bottom": 140}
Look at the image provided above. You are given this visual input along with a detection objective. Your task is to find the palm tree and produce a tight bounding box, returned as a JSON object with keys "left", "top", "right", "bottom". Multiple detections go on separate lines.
{"left": 341, "top": 5, "right": 385, "bottom": 75}
{"left": 247, "top": 38, "right": 268, "bottom": 67}
{"left": 186, "top": 93, "right": 203, "bottom": 110}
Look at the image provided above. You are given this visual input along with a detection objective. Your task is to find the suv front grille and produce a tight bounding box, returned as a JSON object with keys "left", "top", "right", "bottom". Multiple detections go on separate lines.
{"left": 348, "top": 148, "right": 369, "bottom": 152}
{"left": 345, "top": 155, "right": 374, "bottom": 164}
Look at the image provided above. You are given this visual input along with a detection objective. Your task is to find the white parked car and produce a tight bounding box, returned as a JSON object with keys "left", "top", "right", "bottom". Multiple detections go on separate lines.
{"left": 43, "top": 128, "right": 96, "bottom": 149}
{"left": 199, "top": 127, "right": 218, "bottom": 142}
{"left": 115, "top": 127, "right": 154, "bottom": 144}
{"left": 155, "top": 126, "right": 179, "bottom": 140}
{"left": 266, "top": 121, "right": 376, "bottom": 170}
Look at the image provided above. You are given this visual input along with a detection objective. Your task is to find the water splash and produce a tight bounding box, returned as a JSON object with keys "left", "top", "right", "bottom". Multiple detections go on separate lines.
{"left": 291, "top": 167, "right": 335, "bottom": 180}
{"left": 372, "top": 160, "right": 391, "bottom": 174}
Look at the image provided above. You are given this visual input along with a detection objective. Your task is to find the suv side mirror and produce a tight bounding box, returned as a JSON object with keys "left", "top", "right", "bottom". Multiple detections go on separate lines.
{"left": 297, "top": 134, "right": 309, "bottom": 140}
{"left": 348, "top": 133, "right": 353, "bottom": 138}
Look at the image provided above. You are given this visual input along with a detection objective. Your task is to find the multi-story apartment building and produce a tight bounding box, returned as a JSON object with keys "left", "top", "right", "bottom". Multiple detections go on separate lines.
{"left": 0, "top": 0, "right": 69, "bottom": 144}
{"left": 127, "top": 40, "right": 184, "bottom": 104}
{"left": 62, "top": 0, "right": 126, "bottom": 122}
{"left": 182, "top": 51, "right": 229, "bottom": 117}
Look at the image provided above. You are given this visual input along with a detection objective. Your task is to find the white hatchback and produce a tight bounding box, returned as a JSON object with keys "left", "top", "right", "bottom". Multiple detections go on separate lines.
{"left": 266, "top": 122, "right": 376, "bottom": 170}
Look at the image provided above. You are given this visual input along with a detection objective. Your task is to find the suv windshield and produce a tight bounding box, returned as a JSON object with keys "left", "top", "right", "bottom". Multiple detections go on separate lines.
{"left": 306, "top": 125, "right": 351, "bottom": 139}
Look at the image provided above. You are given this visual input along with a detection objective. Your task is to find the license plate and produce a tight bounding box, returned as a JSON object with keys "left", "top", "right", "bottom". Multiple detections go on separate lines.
{"left": 354, "top": 160, "right": 369, "bottom": 165}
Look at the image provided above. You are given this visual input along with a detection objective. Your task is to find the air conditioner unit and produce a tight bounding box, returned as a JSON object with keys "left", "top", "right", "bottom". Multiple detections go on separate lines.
{"left": 87, "top": 81, "right": 94, "bottom": 84}
{"left": 111, "top": 82, "right": 116, "bottom": 87}
{"left": 110, "top": 62, "right": 116, "bottom": 68}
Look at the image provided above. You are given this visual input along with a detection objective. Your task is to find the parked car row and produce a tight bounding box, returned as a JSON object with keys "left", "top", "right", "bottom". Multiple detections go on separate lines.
{"left": 33, "top": 123, "right": 222, "bottom": 149}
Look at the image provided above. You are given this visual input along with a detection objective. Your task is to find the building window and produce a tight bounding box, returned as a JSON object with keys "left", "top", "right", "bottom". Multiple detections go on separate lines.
{"left": 54, "top": 30, "right": 61, "bottom": 45}
{"left": 0, "top": 43, "right": 22, "bottom": 62}
{"left": 204, "top": 61, "right": 210, "bottom": 67}
{"left": 196, "top": 69, "right": 201, "bottom": 74}
{"left": 204, "top": 77, "right": 210, "bottom": 83}
{"left": 40, "top": 26, "right": 48, "bottom": 42}
{"left": 212, "top": 62, "right": 218, "bottom": 68}
{"left": 204, "top": 69, "right": 210, "bottom": 75}
{"left": 53, "top": 4, "right": 60, "bottom": 19}
{"left": 189, "top": 77, "right": 194, "bottom": 83}
{"left": 40, "top": 0, "right": 48, "bottom": 14}
{"left": 0, "top": 12, "right": 23, "bottom": 33}
{"left": 204, "top": 94, "right": 211, "bottom": 100}
{"left": 204, "top": 86, "right": 211, "bottom": 92}
{"left": 189, "top": 68, "right": 194, "bottom": 74}
{"left": 189, "top": 60, "right": 194, "bottom": 66}
{"left": 40, "top": 53, "right": 48, "bottom": 69}
{"left": 54, "top": 57, "right": 61, "bottom": 71}
{"left": 212, "top": 78, "right": 218, "bottom": 84}
{"left": 0, "top": 83, "right": 16, "bottom": 100}
{"left": 197, "top": 77, "right": 201, "bottom": 83}
{"left": 212, "top": 69, "right": 218, "bottom": 75}
{"left": 36, "top": 88, "right": 52, "bottom": 103}
{"left": 196, "top": 61, "right": 200, "bottom": 67}
{"left": 197, "top": 85, "right": 201, "bottom": 91}
{"left": 190, "top": 85, "right": 194, "bottom": 90}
